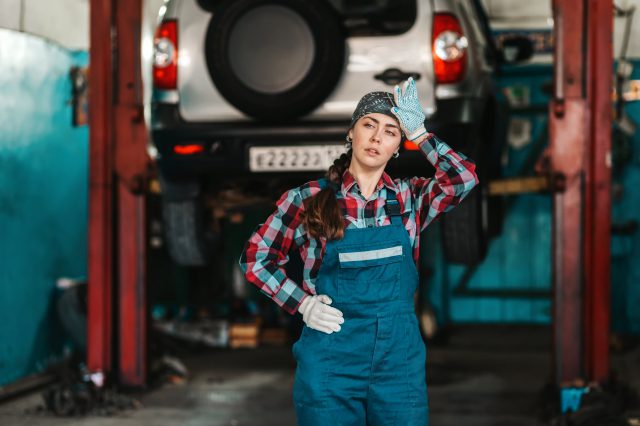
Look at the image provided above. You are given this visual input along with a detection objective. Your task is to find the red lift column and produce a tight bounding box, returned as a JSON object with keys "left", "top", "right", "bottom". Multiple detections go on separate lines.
{"left": 584, "top": 0, "right": 613, "bottom": 384}
{"left": 548, "top": 0, "right": 612, "bottom": 385}
{"left": 88, "top": 0, "right": 116, "bottom": 379}
{"left": 88, "top": 0, "right": 149, "bottom": 387}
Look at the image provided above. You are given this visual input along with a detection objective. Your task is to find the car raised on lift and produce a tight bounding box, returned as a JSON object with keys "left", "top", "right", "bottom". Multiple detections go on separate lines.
{"left": 150, "top": 0, "right": 532, "bottom": 268}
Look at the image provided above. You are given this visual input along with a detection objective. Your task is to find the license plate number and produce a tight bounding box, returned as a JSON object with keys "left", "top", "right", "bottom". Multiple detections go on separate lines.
{"left": 249, "top": 145, "right": 346, "bottom": 172}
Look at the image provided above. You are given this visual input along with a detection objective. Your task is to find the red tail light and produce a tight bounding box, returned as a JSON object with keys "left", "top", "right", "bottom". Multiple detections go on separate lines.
{"left": 153, "top": 20, "right": 178, "bottom": 90}
{"left": 404, "top": 141, "right": 420, "bottom": 151}
{"left": 432, "top": 13, "right": 468, "bottom": 84}
{"left": 174, "top": 144, "right": 204, "bottom": 155}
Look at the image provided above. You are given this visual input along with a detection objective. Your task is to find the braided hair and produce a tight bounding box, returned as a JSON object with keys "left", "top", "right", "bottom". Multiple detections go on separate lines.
{"left": 302, "top": 150, "right": 352, "bottom": 240}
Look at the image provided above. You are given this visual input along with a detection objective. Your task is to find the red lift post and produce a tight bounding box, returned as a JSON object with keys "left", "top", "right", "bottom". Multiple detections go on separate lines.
{"left": 88, "top": 0, "right": 149, "bottom": 387}
{"left": 548, "top": 0, "right": 612, "bottom": 385}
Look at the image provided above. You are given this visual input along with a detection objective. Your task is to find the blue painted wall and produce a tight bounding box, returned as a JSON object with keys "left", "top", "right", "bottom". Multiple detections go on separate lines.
{"left": 0, "top": 29, "right": 88, "bottom": 386}
{"left": 610, "top": 62, "right": 640, "bottom": 335}
{"left": 425, "top": 62, "right": 640, "bottom": 333}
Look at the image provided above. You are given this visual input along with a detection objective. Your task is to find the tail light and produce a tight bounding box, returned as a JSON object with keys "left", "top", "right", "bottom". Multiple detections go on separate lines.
{"left": 404, "top": 141, "right": 420, "bottom": 151}
{"left": 174, "top": 144, "right": 204, "bottom": 155}
{"left": 432, "top": 13, "right": 468, "bottom": 84}
{"left": 153, "top": 20, "right": 178, "bottom": 90}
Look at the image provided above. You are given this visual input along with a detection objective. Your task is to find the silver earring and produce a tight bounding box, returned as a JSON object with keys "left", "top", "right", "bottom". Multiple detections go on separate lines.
{"left": 345, "top": 135, "right": 352, "bottom": 150}
{"left": 393, "top": 150, "right": 400, "bottom": 159}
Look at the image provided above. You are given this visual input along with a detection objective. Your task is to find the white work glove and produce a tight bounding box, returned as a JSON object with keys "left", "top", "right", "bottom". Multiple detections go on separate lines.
{"left": 390, "top": 77, "right": 428, "bottom": 141}
{"left": 297, "top": 294, "right": 344, "bottom": 334}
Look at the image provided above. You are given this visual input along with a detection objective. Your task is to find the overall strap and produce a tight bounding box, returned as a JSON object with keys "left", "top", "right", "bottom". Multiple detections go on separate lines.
{"left": 384, "top": 187, "right": 403, "bottom": 226}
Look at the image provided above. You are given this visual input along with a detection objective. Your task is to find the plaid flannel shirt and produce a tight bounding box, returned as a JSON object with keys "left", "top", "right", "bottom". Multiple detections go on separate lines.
{"left": 239, "top": 134, "right": 478, "bottom": 315}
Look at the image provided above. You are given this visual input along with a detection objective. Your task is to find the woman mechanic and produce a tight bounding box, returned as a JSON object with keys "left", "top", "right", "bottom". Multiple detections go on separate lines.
{"left": 239, "top": 78, "right": 478, "bottom": 425}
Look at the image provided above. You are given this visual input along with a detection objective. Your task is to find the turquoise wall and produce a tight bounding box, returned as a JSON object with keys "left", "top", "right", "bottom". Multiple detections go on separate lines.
{"left": 0, "top": 29, "right": 88, "bottom": 386}
{"left": 610, "top": 62, "right": 640, "bottom": 335}
{"left": 426, "top": 62, "right": 640, "bottom": 333}
{"left": 424, "top": 64, "right": 553, "bottom": 324}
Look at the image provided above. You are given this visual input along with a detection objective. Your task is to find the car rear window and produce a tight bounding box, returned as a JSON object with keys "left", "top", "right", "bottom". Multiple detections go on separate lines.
{"left": 328, "top": 0, "right": 417, "bottom": 36}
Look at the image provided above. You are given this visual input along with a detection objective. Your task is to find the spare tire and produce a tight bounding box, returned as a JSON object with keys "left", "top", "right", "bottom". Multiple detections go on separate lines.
{"left": 205, "top": 0, "right": 345, "bottom": 121}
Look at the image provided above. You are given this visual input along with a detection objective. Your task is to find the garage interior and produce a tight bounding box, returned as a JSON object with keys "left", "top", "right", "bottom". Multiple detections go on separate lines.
{"left": 1, "top": 0, "right": 640, "bottom": 425}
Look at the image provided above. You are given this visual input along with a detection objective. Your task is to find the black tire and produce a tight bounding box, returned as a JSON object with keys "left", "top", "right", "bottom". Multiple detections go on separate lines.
{"left": 441, "top": 181, "right": 489, "bottom": 265}
{"left": 440, "top": 123, "right": 491, "bottom": 265}
{"left": 159, "top": 176, "right": 216, "bottom": 267}
{"left": 205, "top": 0, "right": 345, "bottom": 121}
{"left": 162, "top": 199, "right": 212, "bottom": 266}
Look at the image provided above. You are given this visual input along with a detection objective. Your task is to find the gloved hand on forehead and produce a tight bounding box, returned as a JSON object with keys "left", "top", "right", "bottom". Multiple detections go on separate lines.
{"left": 297, "top": 294, "right": 344, "bottom": 334}
{"left": 390, "top": 77, "right": 428, "bottom": 141}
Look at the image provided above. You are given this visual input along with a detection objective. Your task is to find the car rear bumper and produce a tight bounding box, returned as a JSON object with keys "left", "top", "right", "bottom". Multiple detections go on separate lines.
{"left": 151, "top": 97, "right": 486, "bottom": 179}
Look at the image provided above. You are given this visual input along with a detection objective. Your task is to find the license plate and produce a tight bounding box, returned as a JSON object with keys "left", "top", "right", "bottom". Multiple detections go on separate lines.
{"left": 249, "top": 145, "right": 346, "bottom": 172}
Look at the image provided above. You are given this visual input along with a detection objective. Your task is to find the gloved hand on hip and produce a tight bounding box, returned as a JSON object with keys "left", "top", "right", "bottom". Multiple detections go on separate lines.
{"left": 297, "top": 294, "right": 344, "bottom": 334}
{"left": 390, "top": 76, "right": 428, "bottom": 141}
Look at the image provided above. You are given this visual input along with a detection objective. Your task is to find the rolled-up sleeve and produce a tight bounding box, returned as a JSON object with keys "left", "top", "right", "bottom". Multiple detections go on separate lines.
{"left": 238, "top": 188, "right": 311, "bottom": 315}
{"left": 408, "top": 133, "right": 479, "bottom": 232}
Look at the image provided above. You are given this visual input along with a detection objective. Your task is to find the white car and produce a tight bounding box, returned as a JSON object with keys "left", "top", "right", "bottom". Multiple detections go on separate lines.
{"left": 151, "top": 0, "right": 532, "bottom": 266}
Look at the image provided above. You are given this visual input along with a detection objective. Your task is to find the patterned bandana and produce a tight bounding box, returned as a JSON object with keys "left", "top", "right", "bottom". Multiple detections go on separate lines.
{"left": 349, "top": 91, "right": 402, "bottom": 138}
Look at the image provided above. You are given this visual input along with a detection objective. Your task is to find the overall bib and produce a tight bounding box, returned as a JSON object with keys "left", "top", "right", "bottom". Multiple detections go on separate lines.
{"left": 292, "top": 186, "right": 429, "bottom": 425}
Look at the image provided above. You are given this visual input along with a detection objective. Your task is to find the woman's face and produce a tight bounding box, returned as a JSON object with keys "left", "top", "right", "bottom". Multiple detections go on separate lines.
{"left": 348, "top": 113, "right": 402, "bottom": 170}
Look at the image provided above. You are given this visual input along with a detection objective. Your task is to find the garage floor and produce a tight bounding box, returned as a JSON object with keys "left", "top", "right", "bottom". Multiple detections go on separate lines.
{"left": 1, "top": 325, "right": 638, "bottom": 426}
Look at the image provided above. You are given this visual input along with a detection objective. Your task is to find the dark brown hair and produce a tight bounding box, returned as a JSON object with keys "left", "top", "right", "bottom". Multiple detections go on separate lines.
{"left": 302, "top": 150, "right": 353, "bottom": 240}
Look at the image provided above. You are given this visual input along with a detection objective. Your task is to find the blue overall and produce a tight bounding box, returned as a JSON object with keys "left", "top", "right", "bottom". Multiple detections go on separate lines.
{"left": 292, "top": 186, "right": 429, "bottom": 425}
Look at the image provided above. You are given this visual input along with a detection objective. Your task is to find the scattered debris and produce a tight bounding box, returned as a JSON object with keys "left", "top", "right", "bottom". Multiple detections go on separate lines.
{"left": 153, "top": 318, "right": 229, "bottom": 348}
{"left": 55, "top": 277, "right": 87, "bottom": 352}
{"left": 542, "top": 379, "right": 640, "bottom": 426}
{"left": 153, "top": 317, "right": 270, "bottom": 349}
{"left": 260, "top": 327, "right": 289, "bottom": 346}
{"left": 229, "top": 319, "right": 261, "bottom": 349}
{"left": 149, "top": 355, "right": 188, "bottom": 386}
{"left": 30, "top": 363, "right": 140, "bottom": 417}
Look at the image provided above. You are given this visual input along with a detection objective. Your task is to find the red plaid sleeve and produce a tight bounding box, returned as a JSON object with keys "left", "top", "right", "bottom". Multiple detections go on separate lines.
{"left": 239, "top": 184, "right": 319, "bottom": 315}
{"left": 410, "top": 133, "right": 479, "bottom": 232}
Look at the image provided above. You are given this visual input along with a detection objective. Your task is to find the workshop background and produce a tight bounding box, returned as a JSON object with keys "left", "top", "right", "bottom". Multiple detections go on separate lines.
{"left": 1, "top": 0, "right": 640, "bottom": 425}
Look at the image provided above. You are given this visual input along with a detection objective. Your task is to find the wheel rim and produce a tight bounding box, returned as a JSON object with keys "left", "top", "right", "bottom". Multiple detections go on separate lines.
{"left": 228, "top": 5, "right": 316, "bottom": 94}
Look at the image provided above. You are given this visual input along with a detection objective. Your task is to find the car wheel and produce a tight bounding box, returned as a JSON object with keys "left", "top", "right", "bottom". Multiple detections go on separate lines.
{"left": 204, "top": 0, "right": 345, "bottom": 120}
{"left": 440, "top": 133, "right": 490, "bottom": 265}
{"left": 162, "top": 198, "right": 217, "bottom": 266}
{"left": 159, "top": 175, "right": 217, "bottom": 267}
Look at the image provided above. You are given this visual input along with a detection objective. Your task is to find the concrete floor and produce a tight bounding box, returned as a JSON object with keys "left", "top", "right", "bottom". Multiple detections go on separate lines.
{"left": 1, "top": 325, "right": 638, "bottom": 426}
